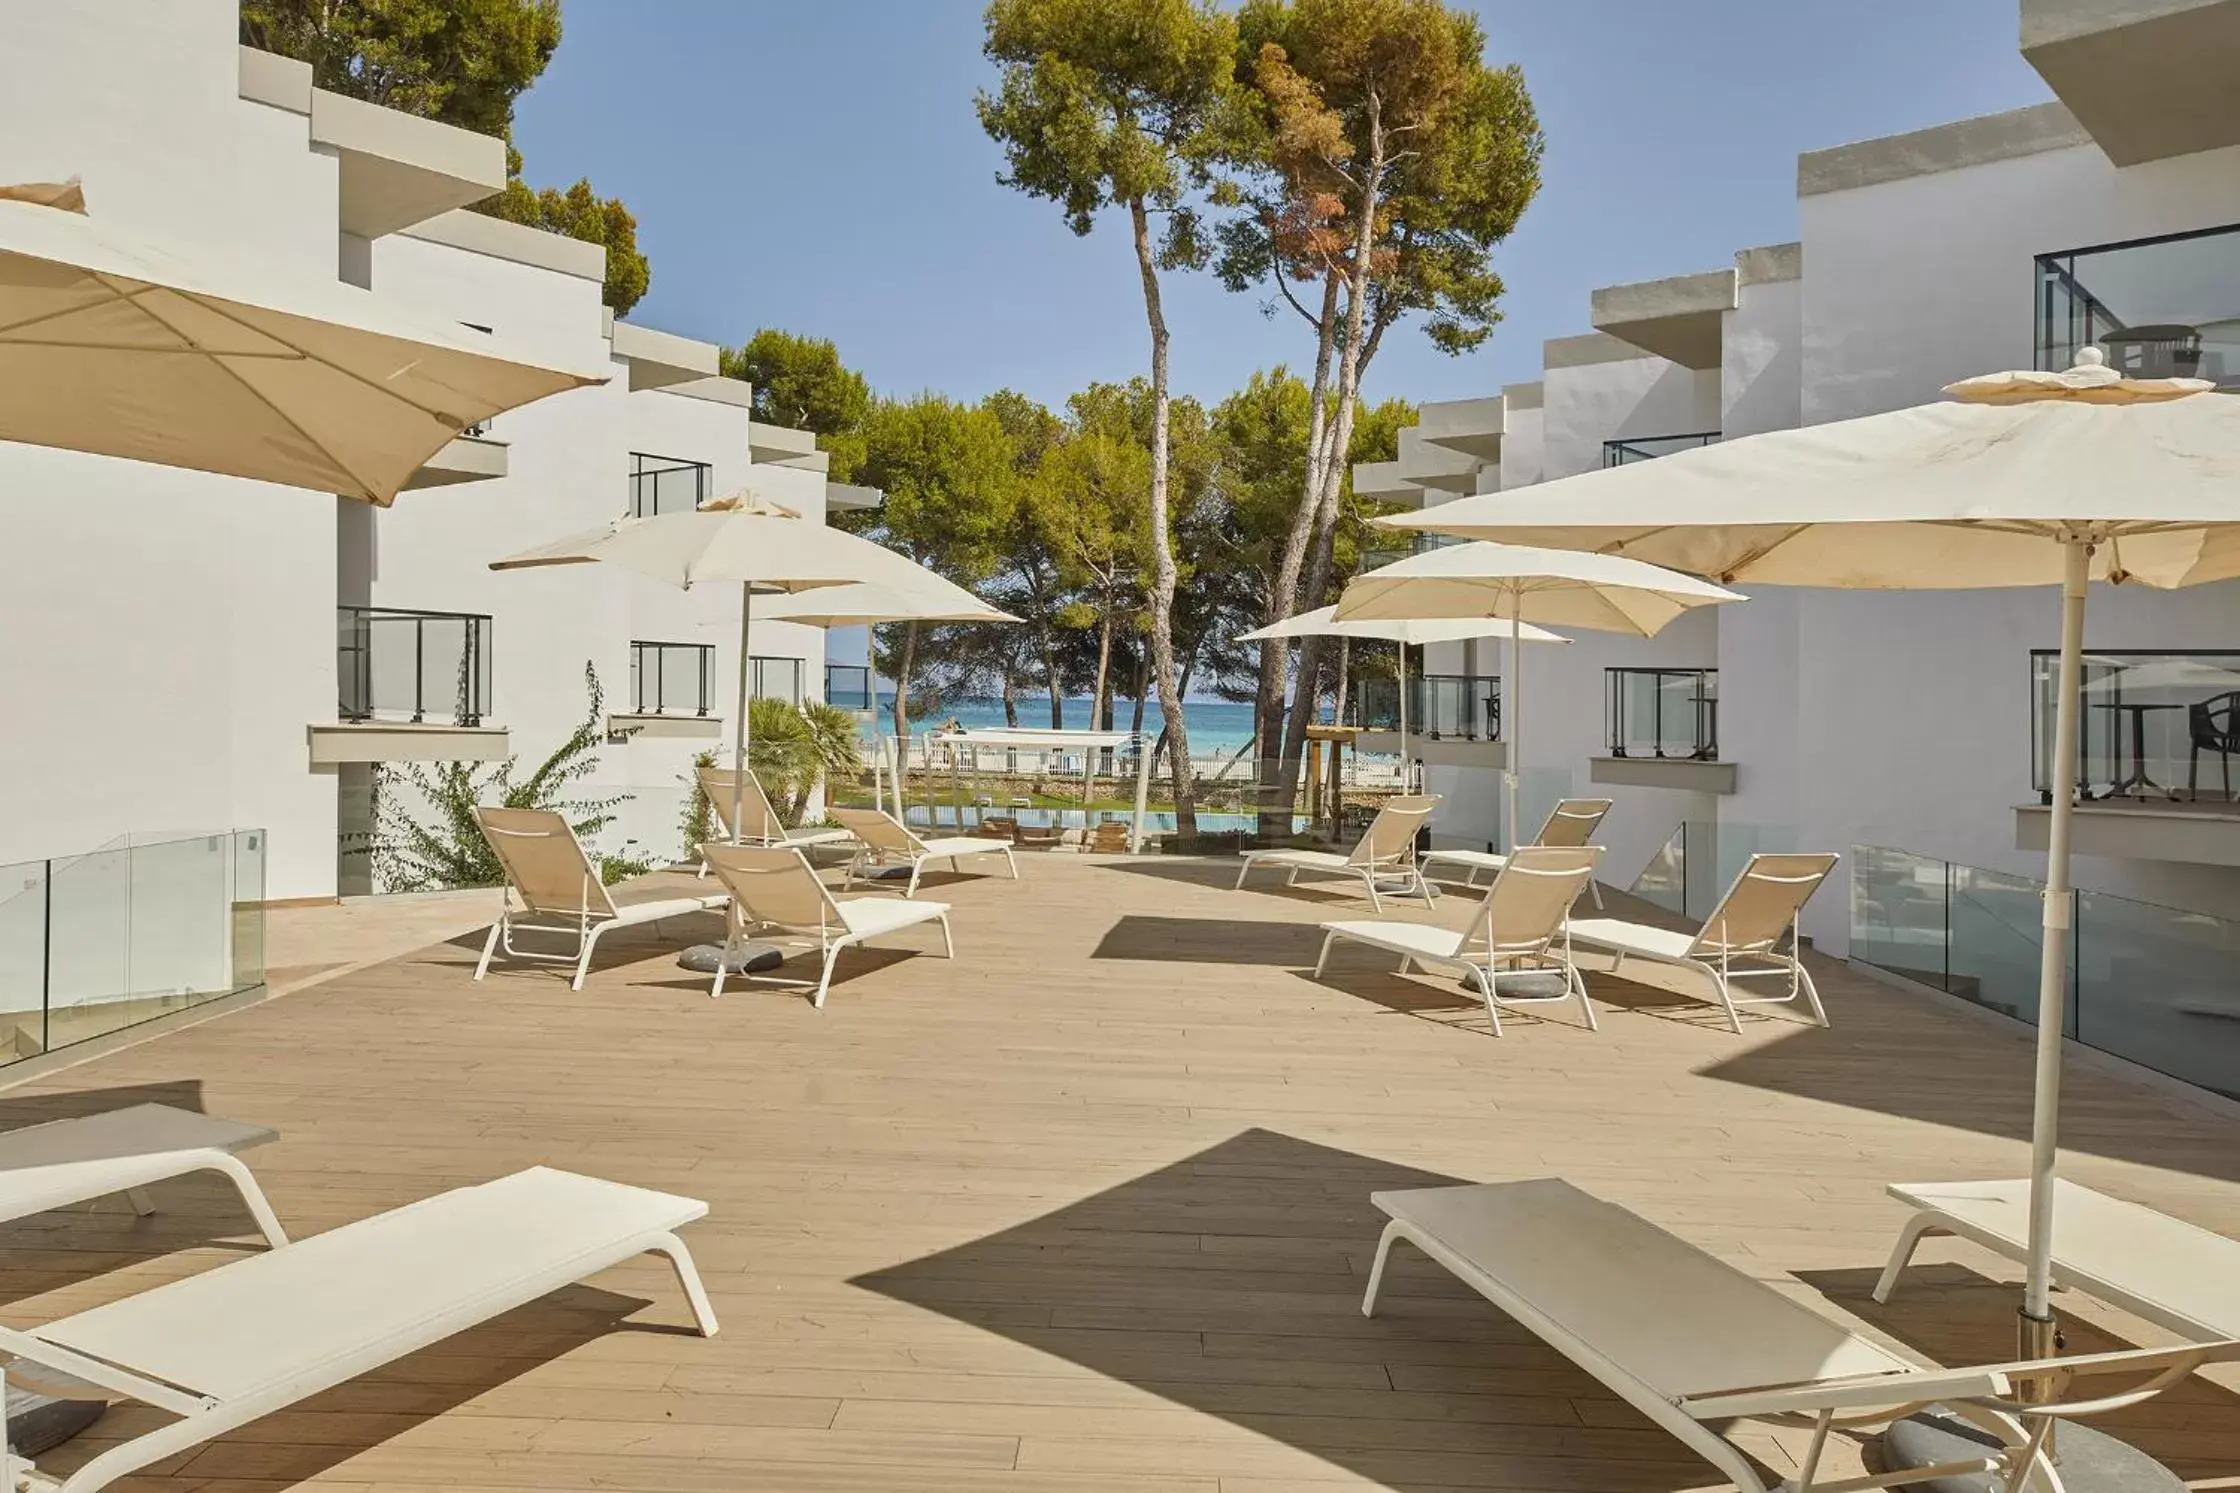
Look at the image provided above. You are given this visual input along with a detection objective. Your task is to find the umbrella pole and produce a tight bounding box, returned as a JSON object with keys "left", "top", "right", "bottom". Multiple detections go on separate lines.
{"left": 1398, "top": 641, "right": 1410, "bottom": 792}
{"left": 733, "top": 582, "right": 752, "bottom": 846}
{"left": 2022, "top": 539, "right": 2089, "bottom": 1365}
{"left": 1503, "top": 592, "right": 1522, "bottom": 854}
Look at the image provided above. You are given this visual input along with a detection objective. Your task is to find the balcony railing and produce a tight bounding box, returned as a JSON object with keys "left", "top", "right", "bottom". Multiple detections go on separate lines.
{"left": 337, "top": 606, "right": 491, "bottom": 726}
{"left": 1851, "top": 842, "right": 2240, "bottom": 1101}
{"left": 628, "top": 452, "right": 711, "bottom": 518}
{"left": 1606, "top": 667, "right": 1717, "bottom": 760}
{"left": 630, "top": 641, "right": 714, "bottom": 717}
{"left": 826, "top": 663, "right": 874, "bottom": 712}
{"left": 1350, "top": 674, "right": 1500, "bottom": 741}
{"left": 1359, "top": 532, "right": 1463, "bottom": 573}
{"left": 2038, "top": 223, "right": 2240, "bottom": 388}
{"left": 1603, "top": 432, "right": 1718, "bottom": 467}
{"left": 2030, "top": 648, "right": 2240, "bottom": 802}
{"left": 751, "top": 656, "right": 804, "bottom": 705}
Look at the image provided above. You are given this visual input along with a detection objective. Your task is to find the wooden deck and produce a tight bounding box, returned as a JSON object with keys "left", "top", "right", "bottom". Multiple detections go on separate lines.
{"left": 5, "top": 852, "right": 2240, "bottom": 1492}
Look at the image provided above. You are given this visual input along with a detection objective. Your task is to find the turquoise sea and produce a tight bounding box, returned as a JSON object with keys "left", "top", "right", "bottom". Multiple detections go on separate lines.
{"left": 870, "top": 693, "right": 1261, "bottom": 756}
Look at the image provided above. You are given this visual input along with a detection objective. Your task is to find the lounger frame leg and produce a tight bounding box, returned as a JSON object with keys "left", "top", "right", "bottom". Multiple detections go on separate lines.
{"left": 1234, "top": 860, "right": 1253, "bottom": 891}
{"left": 571, "top": 921, "right": 607, "bottom": 991}
{"left": 473, "top": 915, "right": 503, "bottom": 981}
{"left": 938, "top": 914, "right": 955, "bottom": 960}
{"left": 124, "top": 1186, "right": 155, "bottom": 1218}
{"left": 1361, "top": 1219, "right": 1404, "bottom": 1317}
{"left": 815, "top": 940, "right": 848, "bottom": 1009}
{"left": 644, "top": 1230, "right": 721, "bottom": 1337}
{"left": 1313, "top": 931, "right": 1336, "bottom": 979}
{"left": 1872, "top": 1212, "right": 1949, "bottom": 1304}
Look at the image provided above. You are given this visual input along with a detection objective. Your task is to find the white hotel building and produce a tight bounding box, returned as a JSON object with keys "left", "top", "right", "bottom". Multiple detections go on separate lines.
{"left": 0, "top": 1, "right": 873, "bottom": 1049}
{"left": 1358, "top": 1, "right": 2240, "bottom": 1096}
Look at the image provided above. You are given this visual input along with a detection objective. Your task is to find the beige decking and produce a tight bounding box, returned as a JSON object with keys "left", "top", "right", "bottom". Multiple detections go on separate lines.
{"left": 1, "top": 853, "right": 2238, "bottom": 1492}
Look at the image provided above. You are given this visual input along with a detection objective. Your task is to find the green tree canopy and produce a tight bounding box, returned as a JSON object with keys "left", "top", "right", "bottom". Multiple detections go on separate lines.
{"left": 720, "top": 330, "right": 873, "bottom": 484}
{"left": 475, "top": 161, "right": 651, "bottom": 315}
{"left": 240, "top": 0, "right": 560, "bottom": 136}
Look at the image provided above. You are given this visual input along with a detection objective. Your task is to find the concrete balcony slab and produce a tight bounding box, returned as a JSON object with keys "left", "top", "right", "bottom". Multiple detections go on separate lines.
{"left": 1590, "top": 268, "right": 1737, "bottom": 370}
{"left": 1591, "top": 756, "right": 1736, "bottom": 794}
{"left": 2024, "top": 0, "right": 2240, "bottom": 165}
{"left": 309, "top": 723, "right": 508, "bottom": 766}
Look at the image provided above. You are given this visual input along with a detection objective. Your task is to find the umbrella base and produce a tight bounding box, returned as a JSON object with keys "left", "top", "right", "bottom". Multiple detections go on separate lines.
{"left": 677, "top": 943, "right": 787, "bottom": 976}
{"left": 1881, "top": 1410, "right": 2182, "bottom": 1493}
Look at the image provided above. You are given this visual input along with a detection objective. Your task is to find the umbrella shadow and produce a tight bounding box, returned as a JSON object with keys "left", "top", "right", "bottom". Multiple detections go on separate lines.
{"left": 851, "top": 1128, "right": 1777, "bottom": 1491}
{"left": 1801, "top": 1263, "right": 2240, "bottom": 1482}
{"left": 1092, "top": 916, "right": 1325, "bottom": 966}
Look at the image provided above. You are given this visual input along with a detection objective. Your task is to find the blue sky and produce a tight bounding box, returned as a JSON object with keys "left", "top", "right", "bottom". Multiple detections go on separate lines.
{"left": 514, "top": 2, "right": 2054, "bottom": 413}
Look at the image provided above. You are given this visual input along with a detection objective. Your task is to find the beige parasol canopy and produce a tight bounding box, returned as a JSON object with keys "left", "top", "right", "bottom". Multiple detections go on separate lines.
{"left": 0, "top": 183, "right": 602, "bottom": 504}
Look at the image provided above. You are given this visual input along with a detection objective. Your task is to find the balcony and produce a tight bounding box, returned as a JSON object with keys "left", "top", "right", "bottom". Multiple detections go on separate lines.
{"left": 313, "top": 607, "right": 504, "bottom": 765}
{"left": 2038, "top": 224, "right": 2240, "bottom": 389}
{"left": 1594, "top": 668, "right": 1732, "bottom": 793}
{"left": 611, "top": 642, "right": 722, "bottom": 741}
{"left": 826, "top": 663, "right": 875, "bottom": 713}
{"left": 1602, "top": 432, "right": 1718, "bottom": 468}
{"left": 1357, "top": 532, "right": 1461, "bottom": 573}
{"left": 628, "top": 453, "right": 711, "bottom": 518}
{"left": 2015, "top": 647, "right": 2240, "bottom": 865}
{"left": 1349, "top": 674, "right": 1504, "bottom": 767}
{"left": 400, "top": 431, "right": 507, "bottom": 491}
{"left": 751, "top": 657, "right": 805, "bottom": 705}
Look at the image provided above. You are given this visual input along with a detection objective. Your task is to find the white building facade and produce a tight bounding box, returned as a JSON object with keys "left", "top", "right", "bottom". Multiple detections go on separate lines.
{"left": 0, "top": 0, "right": 866, "bottom": 907}
{"left": 1358, "top": 1, "right": 2240, "bottom": 1094}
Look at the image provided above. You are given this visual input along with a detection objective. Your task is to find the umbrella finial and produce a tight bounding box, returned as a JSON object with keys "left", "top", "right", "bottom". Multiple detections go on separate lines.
{"left": 2072, "top": 345, "right": 2106, "bottom": 371}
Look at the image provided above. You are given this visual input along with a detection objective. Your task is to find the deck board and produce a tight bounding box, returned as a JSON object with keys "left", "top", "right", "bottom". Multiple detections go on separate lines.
{"left": 3, "top": 852, "right": 2239, "bottom": 1491}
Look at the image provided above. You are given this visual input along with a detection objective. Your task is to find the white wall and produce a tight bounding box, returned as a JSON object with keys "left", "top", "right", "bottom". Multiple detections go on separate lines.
{"left": 0, "top": 0, "right": 341, "bottom": 898}
{"left": 1542, "top": 356, "right": 1720, "bottom": 480}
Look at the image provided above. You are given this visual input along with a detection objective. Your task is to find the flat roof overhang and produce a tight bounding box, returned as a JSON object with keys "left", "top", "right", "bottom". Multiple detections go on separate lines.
{"left": 2024, "top": 0, "right": 2240, "bottom": 165}
{"left": 1589, "top": 268, "right": 1737, "bottom": 370}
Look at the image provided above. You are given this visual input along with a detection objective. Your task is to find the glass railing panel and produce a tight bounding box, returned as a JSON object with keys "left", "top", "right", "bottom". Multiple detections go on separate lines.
{"left": 1946, "top": 863, "right": 2053, "bottom": 1029}
{"left": 2074, "top": 890, "right": 2240, "bottom": 1100}
{"left": 1630, "top": 824, "right": 1687, "bottom": 917}
{"left": 824, "top": 664, "right": 874, "bottom": 713}
{"left": 2038, "top": 226, "right": 2240, "bottom": 391}
{"left": 230, "top": 830, "right": 266, "bottom": 995}
{"left": 338, "top": 608, "right": 492, "bottom": 725}
{"left": 2029, "top": 649, "right": 2240, "bottom": 802}
{"left": 0, "top": 860, "right": 48, "bottom": 1058}
{"left": 1849, "top": 845, "right": 1949, "bottom": 992}
{"left": 1602, "top": 432, "right": 1718, "bottom": 467}
{"left": 631, "top": 642, "right": 714, "bottom": 716}
{"left": 1606, "top": 668, "right": 1718, "bottom": 760}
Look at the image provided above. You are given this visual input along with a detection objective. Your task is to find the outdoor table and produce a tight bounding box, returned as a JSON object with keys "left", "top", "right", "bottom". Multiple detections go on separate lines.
{"left": 2090, "top": 700, "right": 2187, "bottom": 799}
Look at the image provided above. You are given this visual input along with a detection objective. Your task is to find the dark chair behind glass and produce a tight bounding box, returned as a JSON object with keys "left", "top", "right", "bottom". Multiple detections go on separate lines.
{"left": 2188, "top": 691, "right": 2240, "bottom": 800}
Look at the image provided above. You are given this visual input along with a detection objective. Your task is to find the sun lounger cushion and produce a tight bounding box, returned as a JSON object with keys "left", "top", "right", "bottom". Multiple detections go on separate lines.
{"left": 32, "top": 1167, "right": 705, "bottom": 1404}
{"left": 1424, "top": 849, "right": 1508, "bottom": 872}
{"left": 606, "top": 871, "right": 731, "bottom": 920}
{"left": 1249, "top": 849, "right": 1349, "bottom": 871}
{"left": 0, "top": 1105, "right": 274, "bottom": 1223}
{"left": 915, "top": 836, "right": 1013, "bottom": 859}
{"left": 836, "top": 898, "right": 955, "bottom": 940}
{"left": 1883, "top": 1178, "right": 2240, "bottom": 1340}
{"left": 1318, "top": 920, "right": 1469, "bottom": 962}
{"left": 1563, "top": 919, "right": 1696, "bottom": 959}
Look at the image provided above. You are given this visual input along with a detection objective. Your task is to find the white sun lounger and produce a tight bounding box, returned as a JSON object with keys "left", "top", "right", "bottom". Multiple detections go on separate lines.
{"left": 700, "top": 843, "right": 954, "bottom": 1007}
{"left": 1566, "top": 850, "right": 1838, "bottom": 1032}
{"left": 0, "top": 1104, "right": 286, "bottom": 1248}
{"left": 1875, "top": 1178, "right": 2240, "bottom": 1342}
{"left": 830, "top": 805, "right": 1017, "bottom": 897}
{"left": 0, "top": 1166, "right": 717, "bottom": 1493}
{"left": 1421, "top": 797, "right": 1612, "bottom": 908}
{"left": 1364, "top": 1178, "right": 2240, "bottom": 1493}
{"left": 1234, "top": 794, "right": 1439, "bottom": 912}
{"left": 473, "top": 807, "right": 730, "bottom": 989}
{"left": 698, "top": 764, "right": 853, "bottom": 851}
{"left": 1314, "top": 845, "right": 1602, "bottom": 1035}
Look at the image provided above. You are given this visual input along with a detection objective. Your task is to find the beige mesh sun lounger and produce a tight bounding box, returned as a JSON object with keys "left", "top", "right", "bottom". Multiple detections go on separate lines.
{"left": 830, "top": 806, "right": 1018, "bottom": 897}
{"left": 1314, "top": 845, "right": 1602, "bottom": 1036}
{"left": 1363, "top": 1178, "right": 2240, "bottom": 1493}
{"left": 472, "top": 807, "right": 730, "bottom": 990}
{"left": 1875, "top": 1178, "right": 2240, "bottom": 1341}
{"left": 0, "top": 1166, "right": 716, "bottom": 1493}
{"left": 0, "top": 1104, "right": 285, "bottom": 1248}
{"left": 1422, "top": 797, "right": 1612, "bottom": 908}
{"left": 1566, "top": 850, "right": 1838, "bottom": 1032}
{"left": 1234, "top": 794, "right": 1439, "bottom": 912}
{"left": 700, "top": 843, "right": 954, "bottom": 1008}
{"left": 698, "top": 764, "right": 853, "bottom": 851}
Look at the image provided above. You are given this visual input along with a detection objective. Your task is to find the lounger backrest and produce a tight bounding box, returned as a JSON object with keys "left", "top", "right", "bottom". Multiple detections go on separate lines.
{"left": 697, "top": 764, "right": 786, "bottom": 843}
{"left": 1346, "top": 795, "right": 1439, "bottom": 869}
{"left": 1465, "top": 845, "right": 1601, "bottom": 960}
{"left": 476, "top": 807, "right": 618, "bottom": 920}
{"left": 1689, "top": 852, "right": 1839, "bottom": 957}
{"left": 830, "top": 805, "right": 927, "bottom": 858}
{"left": 699, "top": 842, "right": 841, "bottom": 933}
{"left": 1533, "top": 798, "right": 1613, "bottom": 849}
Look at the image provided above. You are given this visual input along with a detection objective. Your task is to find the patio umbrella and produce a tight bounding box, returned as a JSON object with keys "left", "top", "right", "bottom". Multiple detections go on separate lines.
{"left": 753, "top": 581, "right": 1022, "bottom": 815}
{"left": 492, "top": 493, "right": 960, "bottom": 846}
{"left": 1333, "top": 544, "right": 1742, "bottom": 850}
{"left": 1237, "top": 606, "right": 1569, "bottom": 789}
{"left": 0, "top": 181, "right": 599, "bottom": 503}
{"left": 1379, "top": 346, "right": 2240, "bottom": 1379}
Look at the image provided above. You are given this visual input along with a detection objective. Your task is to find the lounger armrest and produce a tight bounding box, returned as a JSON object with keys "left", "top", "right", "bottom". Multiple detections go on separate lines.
{"left": 1681, "top": 1365, "right": 2008, "bottom": 1421}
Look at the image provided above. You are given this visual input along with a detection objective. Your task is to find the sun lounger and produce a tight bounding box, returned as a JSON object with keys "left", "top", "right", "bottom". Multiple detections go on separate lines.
{"left": 1875, "top": 1178, "right": 2240, "bottom": 1341}
{"left": 473, "top": 807, "right": 729, "bottom": 990}
{"left": 699, "top": 843, "right": 954, "bottom": 1007}
{"left": 0, "top": 1104, "right": 285, "bottom": 1248}
{"left": 830, "top": 806, "right": 1018, "bottom": 897}
{"left": 1234, "top": 794, "right": 1439, "bottom": 912}
{"left": 1421, "top": 797, "right": 1612, "bottom": 908}
{"left": 1565, "top": 850, "right": 1838, "bottom": 1032}
{"left": 1363, "top": 1177, "right": 2240, "bottom": 1493}
{"left": 0, "top": 1165, "right": 715, "bottom": 1493}
{"left": 1314, "top": 846, "right": 1602, "bottom": 1035}
{"left": 698, "top": 764, "right": 853, "bottom": 851}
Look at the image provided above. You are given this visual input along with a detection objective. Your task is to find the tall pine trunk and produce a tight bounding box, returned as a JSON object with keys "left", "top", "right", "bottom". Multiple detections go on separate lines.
{"left": 891, "top": 619, "right": 921, "bottom": 802}
{"left": 1129, "top": 196, "right": 1197, "bottom": 839}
